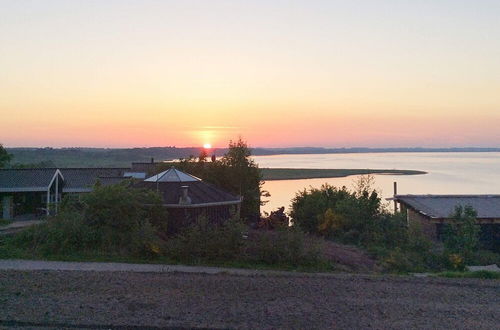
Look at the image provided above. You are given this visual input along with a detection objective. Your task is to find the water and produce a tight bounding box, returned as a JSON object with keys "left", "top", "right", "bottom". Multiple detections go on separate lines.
{"left": 254, "top": 152, "right": 500, "bottom": 214}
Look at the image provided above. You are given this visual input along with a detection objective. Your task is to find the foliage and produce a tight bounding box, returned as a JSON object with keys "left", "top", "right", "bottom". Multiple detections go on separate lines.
{"left": 290, "top": 179, "right": 381, "bottom": 244}
{"left": 8, "top": 182, "right": 167, "bottom": 257}
{"left": 164, "top": 217, "right": 328, "bottom": 269}
{"left": 165, "top": 216, "right": 245, "bottom": 262}
{"left": 164, "top": 137, "right": 267, "bottom": 222}
{"left": 290, "top": 176, "right": 450, "bottom": 273}
{"left": 442, "top": 205, "right": 480, "bottom": 261}
{"left": 0, "top": 143, "right": 12, "bottom": 168}
{"left": 317, "top": 208, "right": 344, "bottom": 237}
{"left": 244, "top": 228, "right": 324, "bottom": 267}
{"left": 81, "top": 181, "right": 168, "bottom": 236}
{"left": 11, "top": 210, "right": 100, "bottom": 256}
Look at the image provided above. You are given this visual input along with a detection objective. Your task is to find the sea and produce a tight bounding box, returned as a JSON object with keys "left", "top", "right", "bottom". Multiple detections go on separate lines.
{"left": 253, "top": 152, "right": 500, "bottom": 214}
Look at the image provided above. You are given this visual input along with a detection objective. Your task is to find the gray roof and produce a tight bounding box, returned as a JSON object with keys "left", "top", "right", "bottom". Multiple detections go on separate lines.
{"left": 59, "top": 168, "right": 129, "bottom": 192}
{"left": 0, "top": 168, "right": 129, "bottom": 193}
{"left": 135, "top": 181, "right": 240, "bottom": 206}
{"left": 0, "top": 169, "right": 61, "bottom": 192}
{"left": 394, "top": 195, "right": 500, "bottom": 219}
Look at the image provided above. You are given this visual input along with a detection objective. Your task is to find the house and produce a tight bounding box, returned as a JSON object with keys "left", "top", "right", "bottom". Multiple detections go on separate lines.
{"left": 0, "top": 169, "right": 64, "bottom": 219}
{"left": 1, "top": 166, "right": 241, "bottom": 234}
{"left": 393, "top": 194, "right": 500, "bottom": 251}
{"left": 0, "top": 167, "right": 132, "bottom": 219}
{"left": 134, "top": 167, "right": 242, "bottom": 233}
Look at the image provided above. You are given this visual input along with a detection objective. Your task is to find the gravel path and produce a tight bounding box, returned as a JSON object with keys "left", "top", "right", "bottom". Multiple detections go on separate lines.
{"left": 0, "top": 270, "right": 498, "bottom": 329}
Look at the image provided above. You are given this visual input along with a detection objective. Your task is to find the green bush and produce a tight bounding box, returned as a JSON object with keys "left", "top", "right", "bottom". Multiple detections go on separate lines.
{"left": 290, "top": 183, "right": 380, "bottom": 240}
{"left": 165, "top": 216, "right": 245, "bottom": 262}
{"left": 164, "top": 217, "right": 328, "bottom": 269}
{"left": 245, "top": 228, "right": 323, "bottom": 267}
{"left": 443, "top": 205, "right": 480, "bottom": 262}
{"left": 9, "top": 182, "right": 167, "bottom": 258}
{"left": 12, "top": 211, "right": 99, "bottom": 256}
{"left": 82, "top": 182, "right": 167, "bottom": 235}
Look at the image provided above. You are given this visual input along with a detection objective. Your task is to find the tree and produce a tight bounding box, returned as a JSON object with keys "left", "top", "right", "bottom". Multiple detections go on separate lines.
{"left": 219, "top": 138, "right": 265, "bottom": 221}
{"left": 443, "top": 205, "right": 480, "bottom": 261}
{"left": 0, "top": 144, "right": 12, "bottom": 168}
{"left": 167, "top": 138, "right": 266, "bottom": 222}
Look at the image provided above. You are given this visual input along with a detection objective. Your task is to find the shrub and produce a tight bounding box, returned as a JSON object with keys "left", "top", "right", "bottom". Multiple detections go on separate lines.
{"left": 290, "top": 183, "right": 380, "bottom": 238}
{"left": 9, "top": 182, "right": 167, "bottom": 258}
{"left": 245, "top": 228, "right": 324, "bottom": 268}
{"left": 165, "top": 216, "right": 245, "bottom": 262}
{"left": 443, "top": 205, "right": 480, "bottom": 262}
{"left": 82, "top": 181, "right": 167, "bottom": 235}
{"left": 12, "top": 211, "right": 99, "bottom": 256}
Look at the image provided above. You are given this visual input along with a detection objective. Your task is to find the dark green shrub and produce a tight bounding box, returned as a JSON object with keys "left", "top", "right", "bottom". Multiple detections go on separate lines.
{"left": 12, "top": 211, "right": 99, "bottom": 256}
{"left": 82, "top": 182, "right": 167, "bottom": 235}
{"left": 443, "top": 205, "right": 480, "bottom": 262}
{"left": 245, "top": 228, "right": 324, "bottom": 267}
{"left": 165, "top": 216, "right": 245, "bottom": 262}
{"left": 470, "top": 250, "right": 500, "bottom": 266}
{"left": 290, "top": 182, "right": 381, "bottom": 239}
{"left": 9, "top": 182, "right": 167, "bottom": 258}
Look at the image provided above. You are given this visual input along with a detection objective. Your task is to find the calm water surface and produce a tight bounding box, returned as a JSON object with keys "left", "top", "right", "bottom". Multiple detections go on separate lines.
{"left": 254, "top": 152, "right": 500, "bottom": 213}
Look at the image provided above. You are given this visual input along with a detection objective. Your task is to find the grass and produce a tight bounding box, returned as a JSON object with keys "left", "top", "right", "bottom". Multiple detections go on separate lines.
{"left": 0, "top": 243, "right": 335, "bottom": 273}
{"left": 436, "top": 270, "right": 500, "bottom": 279}
{"left": 261, "top": 168, "right": 426, "bottom": 181}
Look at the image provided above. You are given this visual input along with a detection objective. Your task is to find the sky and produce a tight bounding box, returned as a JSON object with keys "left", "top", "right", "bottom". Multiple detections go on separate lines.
{"left": 1, "top": 0, "right": 499, "bottom": 148}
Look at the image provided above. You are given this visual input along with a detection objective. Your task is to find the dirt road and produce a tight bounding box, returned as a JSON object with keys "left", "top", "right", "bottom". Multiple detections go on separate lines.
{"left": 0, "top": 270, "right": 498, "bottom": 329}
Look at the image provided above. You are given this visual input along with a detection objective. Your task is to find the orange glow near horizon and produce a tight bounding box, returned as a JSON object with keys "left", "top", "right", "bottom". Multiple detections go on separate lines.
{"left": 1, "top": 1, "right": 500, "bottom": 148}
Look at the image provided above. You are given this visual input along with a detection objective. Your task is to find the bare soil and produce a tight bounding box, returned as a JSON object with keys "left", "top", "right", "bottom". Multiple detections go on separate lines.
{"left": 0, "top": 270, "right": 498, "bottom": 329}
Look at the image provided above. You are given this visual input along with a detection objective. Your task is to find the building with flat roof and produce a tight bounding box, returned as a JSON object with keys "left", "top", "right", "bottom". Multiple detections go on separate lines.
{"left": 392, "top": 194, "right": 500, "bottom": 251}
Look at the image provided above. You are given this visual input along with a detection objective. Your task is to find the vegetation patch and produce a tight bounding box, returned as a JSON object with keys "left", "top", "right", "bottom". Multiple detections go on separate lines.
{"left": 289, "top": 176, "right": 500, "bottom": 274}
{"left": 261, "top": 168, "right": 426, "bottom": 181}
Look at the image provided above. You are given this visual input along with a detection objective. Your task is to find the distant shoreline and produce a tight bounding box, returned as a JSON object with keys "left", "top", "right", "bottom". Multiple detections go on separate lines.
{"left": 5, "top": 146, "right": 498, "bottom": 168}
{"left": 261, "top": 168, "right": 427, "bottom": 181}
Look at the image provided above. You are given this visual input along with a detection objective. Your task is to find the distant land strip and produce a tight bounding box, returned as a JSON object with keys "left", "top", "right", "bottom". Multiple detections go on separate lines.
{"left": 261, "top": 168, "right": 427, "bottom": 181}
{"left": 5, "top": 147, "right": 500, "bottom": 168}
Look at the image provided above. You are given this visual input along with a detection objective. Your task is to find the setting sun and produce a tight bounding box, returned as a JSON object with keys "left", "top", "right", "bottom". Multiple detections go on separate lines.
{"left": 203, "top": 143, "right": 212, "bottom": 149}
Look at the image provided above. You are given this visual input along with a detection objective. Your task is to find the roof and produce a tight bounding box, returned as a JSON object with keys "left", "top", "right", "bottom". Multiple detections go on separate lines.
{"left": 135, "top": 181, "right": 240, "bottom": 206}
{"left": 59, "top": 168, "right": 129, "bottom": 192}
{"left": 393, "top": 195, "right": 500, "bottom": 219}
{"left": 0, "top": 169, "right": 62, "bottom": 192}
{"left": 144, "top": 168, "right": 201, "bottom": 183}
{"left": 0, "top": 168, "right": 130, "bottom": 193}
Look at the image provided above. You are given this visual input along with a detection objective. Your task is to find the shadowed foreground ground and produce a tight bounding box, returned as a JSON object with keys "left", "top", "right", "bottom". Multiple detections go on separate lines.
{"left": 0, "top": 270, "right": 498, "bottom": 329}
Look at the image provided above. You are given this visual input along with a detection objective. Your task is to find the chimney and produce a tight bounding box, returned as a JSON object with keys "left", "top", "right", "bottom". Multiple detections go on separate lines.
{"left": 151, "top": 157, "right": 154, "bottom": 163}
{"left": 179, "top": 186, "right": 192, "bottom": 205}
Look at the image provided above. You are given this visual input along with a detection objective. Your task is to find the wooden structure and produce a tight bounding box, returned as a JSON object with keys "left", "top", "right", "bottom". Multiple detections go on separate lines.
{"left": 392, "top": 194, "right": 500, "bottom": 251}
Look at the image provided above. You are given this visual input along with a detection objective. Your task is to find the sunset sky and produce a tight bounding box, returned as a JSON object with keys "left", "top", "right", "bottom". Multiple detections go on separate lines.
{"left": 1, "top": 1, "right": 499, "bottom": 148}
